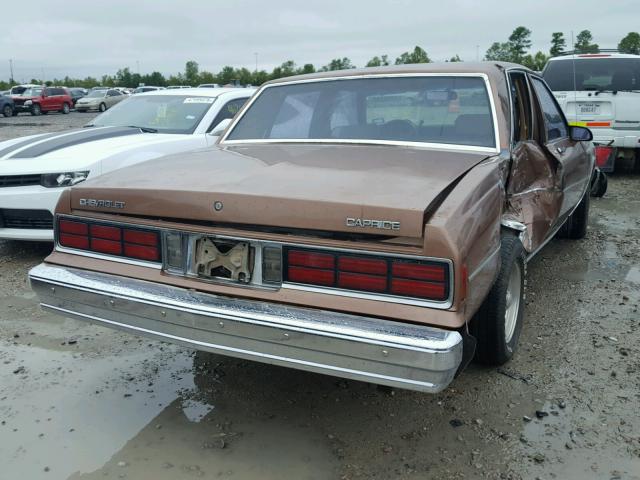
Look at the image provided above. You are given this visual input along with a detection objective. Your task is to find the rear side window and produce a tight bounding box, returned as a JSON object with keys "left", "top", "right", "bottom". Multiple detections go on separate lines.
{"left": 543, "top": 57, "right": 640, "bottom": 91}
{"left": 531, "top": 77, "right": 568, "bottom": 141}
{"left": 508, "top": 72, "right": 533, "bottom": 143}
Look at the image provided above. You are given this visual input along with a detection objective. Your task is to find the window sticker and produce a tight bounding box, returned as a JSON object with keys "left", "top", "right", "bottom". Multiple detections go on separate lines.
{"left": 184, "top": 97, "right": 215, "bottom": 104}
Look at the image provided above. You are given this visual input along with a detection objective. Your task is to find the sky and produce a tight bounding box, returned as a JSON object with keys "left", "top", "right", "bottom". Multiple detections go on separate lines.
{"left": 2, "top": 0, "right": 638, "bottom": 83}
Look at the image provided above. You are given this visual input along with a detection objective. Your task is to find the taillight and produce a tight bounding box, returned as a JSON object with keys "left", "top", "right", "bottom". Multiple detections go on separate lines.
{"left": 58, "top": 217, "right": 160, "bottom": 262}
{"left": 594, "top": 146, "right": 613, "bottom": 168}
{"left": 284, "top": 248, "right": 449, "bottom": 302}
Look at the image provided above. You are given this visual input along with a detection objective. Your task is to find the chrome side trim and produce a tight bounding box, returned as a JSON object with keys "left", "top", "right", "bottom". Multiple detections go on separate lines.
{"left": 29, "top": 263, "right": 463, "bottom": 392}
{"left": 468, "top": 247, "right": 500, "bottom": 282}
{"left": 219, "top": 73, "right": 501, "bottom": 154}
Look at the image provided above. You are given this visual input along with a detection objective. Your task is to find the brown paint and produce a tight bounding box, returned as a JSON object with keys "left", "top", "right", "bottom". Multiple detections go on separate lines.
{"left": 44, "top": 63, "right": 593, "bottom": 331}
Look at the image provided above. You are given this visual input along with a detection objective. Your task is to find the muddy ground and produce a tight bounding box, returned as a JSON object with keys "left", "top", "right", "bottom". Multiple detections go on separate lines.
{"left": 0, "top": 114, "right": 638, "bottom": 480}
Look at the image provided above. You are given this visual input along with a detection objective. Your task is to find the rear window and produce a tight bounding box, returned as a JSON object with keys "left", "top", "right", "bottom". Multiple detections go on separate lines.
{"left": 543, "top": 57, "right": 640, "bottom": 91}
{"left": 226, "top": 76, "right": 496, "bottom": 149}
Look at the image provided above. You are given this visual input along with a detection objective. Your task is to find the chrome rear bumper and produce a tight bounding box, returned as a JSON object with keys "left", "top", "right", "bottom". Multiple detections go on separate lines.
{"left": 29, "top": 263, "right": 463, "bottom": 392}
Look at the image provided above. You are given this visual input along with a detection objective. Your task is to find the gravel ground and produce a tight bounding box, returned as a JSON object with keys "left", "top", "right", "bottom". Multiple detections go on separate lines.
{"left": 0, "top": 115, "right": 638, "bottom": 479}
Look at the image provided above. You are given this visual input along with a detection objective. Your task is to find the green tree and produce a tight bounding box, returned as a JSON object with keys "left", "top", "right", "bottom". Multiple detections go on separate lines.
{"left": 618, "top": 32, "right": 640, "bottom": 54}
{"left": 218, "top": 66, "right": 236, "bottom": 85}
{"left": 550, "top": 32, "right": 566, "bottom": 57}
{"left": 448, "top": 54, "right": 462, "bottom": 62}
{"left": 296, "top": 63, "right": 316, "bottom": 75}
{"left": 366, "top": 55, "right": 390, "bottom": 67}
{"left": 251, "top": 70, "right": 268, "bottom": 85}
{"left": 184, "top": 60, "right": 199, "bottom": 85}
{"left": 574, "top": 30, "right": 599, "bottom": 53}
{"left": 522, "top": 51, "right": 549, "bottom": 71}
{"left": 395, "top": 46, "right": 430, "bottom": 64}
{"left": 508, "top": 26, "right": 532, "bottom": 63}
{"left": 321, "top": 57, "right": 355, "bottom": 71}
{"left": 484, "top": 42, "right": 514, "bottom": 62}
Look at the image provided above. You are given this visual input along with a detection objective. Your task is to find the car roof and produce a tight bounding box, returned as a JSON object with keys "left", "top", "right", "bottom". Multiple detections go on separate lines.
{"left": 264, "top": 62, "right": 528, "bottom": 86}
{"left": 548, "top": 52, "right": 640, "bottom": 61}
{"left": 135, "top": 87, "right": 256, "bottom": 98}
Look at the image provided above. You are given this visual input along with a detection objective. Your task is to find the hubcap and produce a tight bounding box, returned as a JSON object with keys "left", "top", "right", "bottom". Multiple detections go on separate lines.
{"left": 504, "top": 263, "right": 522, "bottom": 343}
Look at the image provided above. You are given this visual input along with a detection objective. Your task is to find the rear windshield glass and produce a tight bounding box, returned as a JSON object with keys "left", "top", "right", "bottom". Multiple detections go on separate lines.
{"left": 226, "top": 76, "right": 496, "bottom": 148}
{"left": 91, "top": 95, "right": 215, "bottom": 134}
{"left": 543, "top": 58, "right": 640, "bottom": 91}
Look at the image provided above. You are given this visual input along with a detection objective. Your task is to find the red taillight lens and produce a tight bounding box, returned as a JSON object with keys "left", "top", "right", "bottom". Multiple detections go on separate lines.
{"left": 288, "top": 266, "right": 334, "bottom": 286}
{"left": 390, "top": 278, "right": 446, "bottom": 301}
{"left": 594, "top": 146, "right": 613, "bottom": 168}
{"left": 392, "top": 261, "right": 446, "bottom": 282}
{"left": 338, "top": 272, "right": 387, "bottom": 292}
{"left": 285, "top": 248, "right": 449, "bottom": 302}
{"left": 124, "top": 243, "right": 159, "bottom": 261}
{"left": 91, "top": 238, "right": 122, "bottom": 255}
{"left": 57, "top": 217, "right": 160, "bottom": 263}
{"left": 59, "top": 219, "right": 88, "bottom": 236}
{"left": 338, "top": 256, "right": 387, "bottom": 275}
{"left": 123, "top": 229, "right": 158, "bottom": 246}
{"left": 59, "top": 232, "right": 89, "bottom": 249}
{"left": 288, "top": 250, "right": 335, "bottom": 269}
{"left": 90, "top": 224, "right": 121, "bottom": 241}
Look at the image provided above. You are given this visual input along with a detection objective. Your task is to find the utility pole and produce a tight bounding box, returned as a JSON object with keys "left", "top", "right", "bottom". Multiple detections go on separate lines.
{"left": 9, "top": 59, "right": 14, "bottom": 84}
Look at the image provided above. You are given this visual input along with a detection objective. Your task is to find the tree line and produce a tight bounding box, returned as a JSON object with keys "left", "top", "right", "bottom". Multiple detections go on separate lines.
{"left": 2, "top": 29, "right": 639, "bottom": 90}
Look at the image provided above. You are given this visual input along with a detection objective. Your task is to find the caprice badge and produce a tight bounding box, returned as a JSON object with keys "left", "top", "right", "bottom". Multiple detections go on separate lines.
{"left": 79, "top": 198, "right": 125, "bottom": 209}
{"left": 346, "top": 217, "right": 401, "bottom": 231}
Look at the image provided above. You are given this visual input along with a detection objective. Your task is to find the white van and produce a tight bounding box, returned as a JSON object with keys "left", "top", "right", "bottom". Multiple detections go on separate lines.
{"left": 543, "top": 52, "right": 640, "bottom": 172}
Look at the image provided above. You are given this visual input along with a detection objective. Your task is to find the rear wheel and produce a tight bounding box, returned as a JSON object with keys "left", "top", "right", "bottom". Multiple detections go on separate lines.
{"left": 99, "top": 103, "right": 106, "bottom": 112}
{"left": 31, "top": 103, "right": 41, "bottom": 116}
{"left": 2, "top": 104, "right": 12, "bottom": 117}
{"left": 61, "top": 102, "right": 70, "bottom": 114}
{"left": 557, "top": 189, "right": 590, "bottom": 240}
{"left": 471, "top": 232, "right": 526, "bottom": 365}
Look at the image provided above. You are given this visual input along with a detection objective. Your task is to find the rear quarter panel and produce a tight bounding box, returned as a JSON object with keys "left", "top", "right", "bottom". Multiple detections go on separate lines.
{"left": 425, "top": 156, "right": 505, "bottom": 320}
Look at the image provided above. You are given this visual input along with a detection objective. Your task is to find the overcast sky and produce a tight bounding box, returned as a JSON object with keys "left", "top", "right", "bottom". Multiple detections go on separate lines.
{"left": 2, "top": 0, "right": 638, "bottom": 82}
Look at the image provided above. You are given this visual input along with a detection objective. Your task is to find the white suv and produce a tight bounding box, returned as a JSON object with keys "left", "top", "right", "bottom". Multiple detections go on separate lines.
{"left": 543, "top": 52, "right": 640, "bottom": 172}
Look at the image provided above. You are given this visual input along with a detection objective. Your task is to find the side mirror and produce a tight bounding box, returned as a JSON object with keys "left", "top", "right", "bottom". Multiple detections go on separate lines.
{"left": 570, "top": 125, "right": 593, "bottom": 142}
{"left": 209, "top": 118, "right": 232, "bottom": 136}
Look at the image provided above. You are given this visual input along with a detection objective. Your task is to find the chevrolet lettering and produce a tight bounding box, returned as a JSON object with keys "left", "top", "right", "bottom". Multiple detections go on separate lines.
{"left": 346, "top": 218, "right": 401, "bottom": 230}
{"left": 79, "top": 198, "right": 126, "bottom": 209}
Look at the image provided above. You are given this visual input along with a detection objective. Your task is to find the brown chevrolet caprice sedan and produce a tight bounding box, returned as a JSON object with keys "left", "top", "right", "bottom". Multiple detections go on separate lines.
{"left": 29, "top": 63, "right": 594, "bottom": 392}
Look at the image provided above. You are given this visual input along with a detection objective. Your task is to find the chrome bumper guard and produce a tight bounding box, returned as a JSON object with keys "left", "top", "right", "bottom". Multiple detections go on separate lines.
{"left": 29, "top": 263, "right": 463, "bottom": 392}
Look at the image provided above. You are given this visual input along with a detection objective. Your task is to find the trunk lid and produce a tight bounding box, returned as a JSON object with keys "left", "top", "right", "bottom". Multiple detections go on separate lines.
{"left": 70, "top": 144, "right": 489, "bottom": 238}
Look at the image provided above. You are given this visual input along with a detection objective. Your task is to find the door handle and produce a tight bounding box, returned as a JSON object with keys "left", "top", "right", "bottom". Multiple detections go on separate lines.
{"left": 556, "top": 146, "right": 566, "bottom": 154}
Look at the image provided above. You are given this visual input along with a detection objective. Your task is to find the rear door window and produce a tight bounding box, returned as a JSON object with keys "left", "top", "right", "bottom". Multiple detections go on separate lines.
{"left": 530, "top": 77, "right": 568, "bottom": 141}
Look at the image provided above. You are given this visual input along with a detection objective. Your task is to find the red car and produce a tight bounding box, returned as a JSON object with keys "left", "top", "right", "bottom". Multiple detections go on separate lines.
{"left": 12, "top": 86, "right": 73, "bottom": 116}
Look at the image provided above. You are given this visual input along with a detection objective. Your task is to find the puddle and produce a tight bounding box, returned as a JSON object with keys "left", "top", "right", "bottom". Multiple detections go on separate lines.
{"left": 521, "top": 401, "right": 640, "bottom": 480}
{"left": 0, "top": 339, "right": 337, "bottom": 480}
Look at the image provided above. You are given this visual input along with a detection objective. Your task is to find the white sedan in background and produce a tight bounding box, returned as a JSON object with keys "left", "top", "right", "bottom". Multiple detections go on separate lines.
{"left": 0, "top": 88, "right": 255, "bottom": 241}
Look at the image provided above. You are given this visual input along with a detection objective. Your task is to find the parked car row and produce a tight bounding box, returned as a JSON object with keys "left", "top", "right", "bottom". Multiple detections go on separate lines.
{"left": 0, "top": 62, "right": 600, "bottom": 393}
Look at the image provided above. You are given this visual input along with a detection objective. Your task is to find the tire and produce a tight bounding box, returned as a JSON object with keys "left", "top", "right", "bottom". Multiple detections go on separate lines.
{"left": 99, "top": 103, "right": 107, "bottom": 112}
{"left": 471, "top": 232, "right": 526, "bottom": 365}
{"left": 61, "top": 103, "right": 70, "bottom": 114}
{"left": 31, "top": 104, "right": 41, "bottom": 116}
{"left": 2, "top": 104, "right": 12, "bottom": 117}
{"left": 590, "top": 171, "right": 607, "bottom": 198}
{"left": 557, "top": 189, "right": 590, "bottom": 240}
